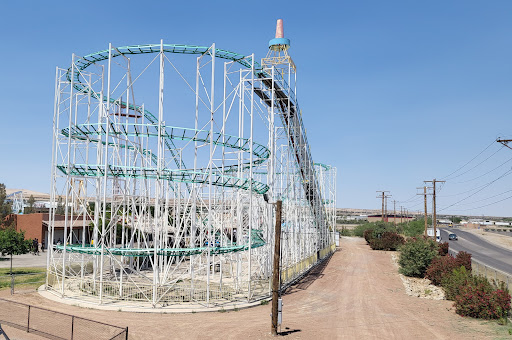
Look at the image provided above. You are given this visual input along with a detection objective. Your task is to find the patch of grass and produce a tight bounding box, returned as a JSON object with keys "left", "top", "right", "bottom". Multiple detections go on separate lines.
{"left": 0, "top": 267, "right": 46, "bottom": 275}
{"left": 218, "top": 308, "right": 226, "bottom": 313}
{"left": 424, "top": 289, "right": 431, "bottom": 295}
{"left": 260, "top": 300, "right": 269, "bottom": 305}
{"left": 0, "top": 267, "right": 46, "bottom": 290}
{"left": 478, "top": 320, "right": 512, "bottom": 340}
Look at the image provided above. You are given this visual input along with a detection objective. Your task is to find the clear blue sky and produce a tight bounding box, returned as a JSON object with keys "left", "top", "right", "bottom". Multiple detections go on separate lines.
{"left": 1, "top": 1, "right": 512, "bottom": 216}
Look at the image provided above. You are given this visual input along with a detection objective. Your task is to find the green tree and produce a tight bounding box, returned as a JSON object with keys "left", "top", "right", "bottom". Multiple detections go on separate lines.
{"left": 0, "top": 228, "right": 32, "bottom": 275}
{"left": 56, "top": 196, "right": 65, "bottom": 215}
{"left": 0, "top": 184, "right": 12, "bottom": 226}
{"left": 27, "top": 195, "right": 35, "bottom": 214}
{"left": 451, "top": 216, "right": 462, "bottom": 224}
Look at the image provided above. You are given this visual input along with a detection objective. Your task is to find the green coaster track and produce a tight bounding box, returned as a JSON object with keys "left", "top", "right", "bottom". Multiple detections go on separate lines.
{"left": 59, "top": 44, "right": 275, "bottom": 257}
{"left": 58, "top": 44, "right": 327, "bottom": 257}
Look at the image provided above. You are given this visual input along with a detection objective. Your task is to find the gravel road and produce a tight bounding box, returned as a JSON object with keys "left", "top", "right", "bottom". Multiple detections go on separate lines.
{"left": 0, "top": 237, "right": 507, "bottom": 339}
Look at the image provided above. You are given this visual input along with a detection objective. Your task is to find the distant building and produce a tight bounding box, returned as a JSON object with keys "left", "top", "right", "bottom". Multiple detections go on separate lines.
{"left": 342, "top": 215, "right": 368, "bottom": 221}
{"left": 367, "top": 214, "right": 415, "bottom": 223}
{"left": 9, "top": 213, "right": 91, "bottom": 248}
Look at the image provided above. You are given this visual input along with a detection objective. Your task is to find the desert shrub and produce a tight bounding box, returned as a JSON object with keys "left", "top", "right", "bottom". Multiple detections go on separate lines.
{"left": 426, "top": 251, "right": 472, "bottom": 286}
{"left": 369, "top": 238, "right": 382, "bottom": 250}
{"left": 338, "top": 228, "right": 352, "bottom": 236}
{"left": 454, "top": 279, "right": 511, "bottom": 319}
{"left": 400, "top": 218, "right": 431, "bottom": 237}
{"left": 363, "top": 229, "right": 374, "bottom": 243}
{"left": 438, "top": 242, "right": 449, "bottom": 256}
{"left": 398, "top": 237, "right": 439, "bottom": 277}
{"left": 441, "top": 266, "right": 472, "bottom": 301}
{"left": 455, "top": 251, "right": 472, "bottom": 272}
{"left": 352, "top": 223, "right": 371, "bottom": 237}
{"left": 426, "top": 255, "right": 458, "bottom": 285}
{"left": 371, "top": 222, "right": 398, "bottom": 238}
{"left": 369, "top": 232, "right": 404, "bottom": 251}
{"left": 353, "top": 221, "right": 397, "bottom": 238}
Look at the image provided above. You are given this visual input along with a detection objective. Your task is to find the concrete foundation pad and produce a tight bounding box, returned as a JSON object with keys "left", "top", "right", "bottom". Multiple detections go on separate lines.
{"left": 37, "top": 285, "right": 269, "bottom": 313}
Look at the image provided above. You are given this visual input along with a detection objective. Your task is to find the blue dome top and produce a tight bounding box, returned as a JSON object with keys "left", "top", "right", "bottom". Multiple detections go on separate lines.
{"left": 268, "top": 38, "right": 290, "bottom": 48}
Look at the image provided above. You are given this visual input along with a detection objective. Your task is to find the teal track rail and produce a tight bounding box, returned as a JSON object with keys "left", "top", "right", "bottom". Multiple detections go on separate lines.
{"left": 62, "top": 44, "right": 270, "bottom": 194}
{"left": 59, "top": 44, "right": 273, "bottom": 256}
{"left": 56, "top": 230, "right": 265, "bottom": 257}
{"left": 59, "top": 43, "right": 327, "bottom": 256}
{"left": 60, "top": 123, "right": 271, "bottom": 193}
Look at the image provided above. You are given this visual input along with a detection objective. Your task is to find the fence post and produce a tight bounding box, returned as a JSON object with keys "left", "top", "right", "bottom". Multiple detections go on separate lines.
{"left": 27, "top": 305, "right": 30, "bottom": 333}
{"left": 125, "top": 327, "right": 129, "bottom": 340}
{"left": 71, "top": 316, "right": 74, "bottom": 340}
{"left": 11, "top": 274, "right": 15, "bottom": 295}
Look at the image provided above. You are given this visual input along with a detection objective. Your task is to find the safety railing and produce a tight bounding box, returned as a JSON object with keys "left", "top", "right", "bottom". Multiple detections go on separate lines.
{"left": 0, "top": 298, "right": 127, "bottom": 340}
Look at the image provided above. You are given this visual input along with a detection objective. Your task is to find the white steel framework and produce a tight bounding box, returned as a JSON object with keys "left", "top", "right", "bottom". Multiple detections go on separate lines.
{"left": 46, "top": 41, "right": 336, "bottom": 308}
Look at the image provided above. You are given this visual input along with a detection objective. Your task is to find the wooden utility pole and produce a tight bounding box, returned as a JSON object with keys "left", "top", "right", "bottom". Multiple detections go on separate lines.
{"left": 423, "top": 187, "right": 428, "bottom": 236}
{"left": 271, "top": 200, "right": 282, "bottom": 336}
{"left": 424, "top": 179, "right": 445, "bottom": 240}
{"left": 393, "top": 200, "right": 397, "bottom": 226}
{"left": 417, "top": 186, "right": 429, "bottom": 236}
{"left": 376, "top": 191, "right": 390, "bottom": 222}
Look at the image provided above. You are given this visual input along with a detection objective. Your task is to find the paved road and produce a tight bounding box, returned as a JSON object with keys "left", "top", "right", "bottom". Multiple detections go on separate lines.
{"left": 440, "top": 228, "right": 512, "bottom": 275}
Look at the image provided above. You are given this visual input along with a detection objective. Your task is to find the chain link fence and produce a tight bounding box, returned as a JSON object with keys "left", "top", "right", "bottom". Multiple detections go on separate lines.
{"left": 0, "top": 298, "right": 128, "bottom": 340}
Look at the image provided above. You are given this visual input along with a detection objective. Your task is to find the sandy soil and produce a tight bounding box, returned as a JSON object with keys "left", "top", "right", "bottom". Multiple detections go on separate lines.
{"left": 1, "top": 237, "right": 508, "bottom": 339}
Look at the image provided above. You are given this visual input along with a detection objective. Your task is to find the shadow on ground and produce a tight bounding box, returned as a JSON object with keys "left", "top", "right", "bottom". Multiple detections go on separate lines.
{"left": 283, "top": 254, "right": 332, "bottom": 295}
{"left": 279, "top": 327, "right": 301, "bottom": 336}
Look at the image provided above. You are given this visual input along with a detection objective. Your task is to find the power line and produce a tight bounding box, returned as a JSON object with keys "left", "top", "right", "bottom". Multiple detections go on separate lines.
{"left": 443, "top": 145, "right": 504, "bottom": 181}
{"left": 438, "top": 169, "right": 512, "bottom": 212}
{"left": 440, "top": 139, "right": 498, "bottom": 180}
{"left": 397, "top": 193, "right": 419, "bottom": 204}
{"left": 451, "top": 156, "right": 512, "bottom": 184}
{"left": 438, "top": 169, "right": 512, "bottom": 197}
{"left": 448, "top": 188, "right": 512, "bottom": 207}
{"left": 451, "top": 194, "right": 512, "bottom": 212}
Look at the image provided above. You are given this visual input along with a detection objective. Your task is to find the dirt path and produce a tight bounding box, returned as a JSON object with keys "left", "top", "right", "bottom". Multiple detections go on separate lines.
{"left": 1, "top": 237, "right": 507, "bottom": 339}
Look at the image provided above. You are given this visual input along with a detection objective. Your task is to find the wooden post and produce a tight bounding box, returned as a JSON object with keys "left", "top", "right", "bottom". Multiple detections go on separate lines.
{"left": 424, "top": 186, "right": 428, "bottom": 237}
{"left": 271, "top": 200, "right": 282, "bottom": 336}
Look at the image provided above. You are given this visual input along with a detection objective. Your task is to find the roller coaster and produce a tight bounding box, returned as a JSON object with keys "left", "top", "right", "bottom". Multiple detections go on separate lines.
{"left": 46, "top": 22, "right": 336, "bottom": 308}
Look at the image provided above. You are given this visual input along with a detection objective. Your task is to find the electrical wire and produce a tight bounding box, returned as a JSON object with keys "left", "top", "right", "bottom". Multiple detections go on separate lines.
{"left": 397, "top": 193, "right": 421, "bottom": 204}
{"left": 443, "top": 145, "right": 504, "bottom": 181}
{"left": 439, "top": 139, "right": 498, "bottom": 180}
{"left": 438, "top": 173, "right": 512, "bottom": 197}
{"left": 451, "top": 156, "right": 512, "bottom": 184}
{"left": 452, "top": 194, "right": 512, "bottom": 212}
{"left": 438, "top": 169, "right": 512, "bottom": 212}
{"left": 451, "top": 188, "right": 512, "bottom": 207}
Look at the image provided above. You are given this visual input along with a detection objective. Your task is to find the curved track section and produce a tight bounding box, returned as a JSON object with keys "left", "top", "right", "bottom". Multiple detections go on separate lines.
{"left": 60, "top": 123, "right": 270, "bottom": 194}
{"left": 58, "top": 44, "right": 275, "bottom": 258}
